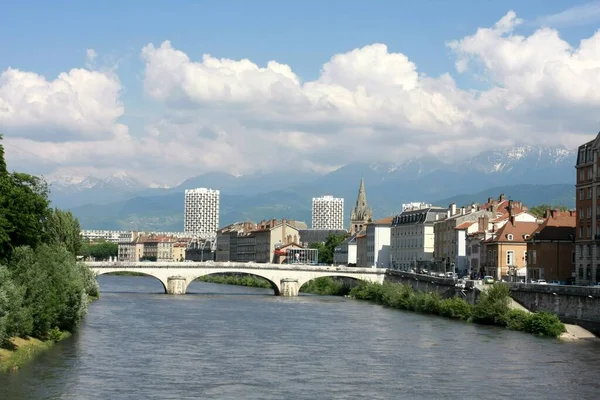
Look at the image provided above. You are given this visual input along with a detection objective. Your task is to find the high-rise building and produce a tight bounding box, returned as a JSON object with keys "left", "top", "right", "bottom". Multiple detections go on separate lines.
{"left": 575, "top": 133, "right": 600, "bottom": 285}
{"left": 184, "top": 188, "right": 220, "bottom": 236}
{"left": 312, "top": 195, "right": 344, "bottom": 230}
{"left": 350, "top": 178, "right": 373, "bottom": 235}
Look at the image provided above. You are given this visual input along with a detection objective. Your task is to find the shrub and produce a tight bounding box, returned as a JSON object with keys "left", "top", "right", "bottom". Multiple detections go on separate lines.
{"left": 414, "top": 292, "right": 441, "bottom": 315}
{"left": 439, "top": 297, "right": 473, "bottom": 321}
{"left": 472, "top": 284, "right": 511, "bottom": 326}
{"left": 504, "top": 309, "right": 530, "bottom": 331}
{"left": 48, "top": 327, "right": 62, "bottom": 342}
{"left": 524, "top": 312, "right": 565, "bottom": 337}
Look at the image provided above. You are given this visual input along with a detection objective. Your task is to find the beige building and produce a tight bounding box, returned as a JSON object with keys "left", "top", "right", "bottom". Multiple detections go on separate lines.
{"left": 215, "top": 219, "right": 303, "bottom": 263}
{"left": 118, "top": 231, "right": 145, "bottom": 262}
{"left": 172, "top": 242, "right": 187, "bottom": 261}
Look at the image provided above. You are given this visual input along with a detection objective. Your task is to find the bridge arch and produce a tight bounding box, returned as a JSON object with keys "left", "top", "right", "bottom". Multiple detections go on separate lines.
{"left": 186, "top": 271, "right": 281, "bottom": 296}
{"left": 93, "top": 269, "right": 169, "bottom": 294}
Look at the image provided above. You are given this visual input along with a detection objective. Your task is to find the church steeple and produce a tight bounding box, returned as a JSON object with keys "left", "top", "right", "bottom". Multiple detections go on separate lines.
{"left": 350, "top": 177, "right": 373, "bottom": 235}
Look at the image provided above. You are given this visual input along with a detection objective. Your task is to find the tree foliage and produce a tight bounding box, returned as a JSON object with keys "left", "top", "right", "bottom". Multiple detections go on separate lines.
{"left": 0, "top": 135, "right": 98, "bottom": 347}
{"left": 79, "top": 241, "right": 118, "bottom": 260}
{"left": 44, "top": 208, "right": 83, "bottom": 256}
{"left": 309, "top": 233, "right": 348, "bottom": 264}
{"left": 529, "top": 204, "right": 569, "bottom": 218}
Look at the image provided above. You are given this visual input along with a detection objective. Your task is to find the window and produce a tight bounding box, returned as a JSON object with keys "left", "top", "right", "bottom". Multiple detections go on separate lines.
{"left": 580, "top": 226, "right": 584, "bottom": 237}
{"left": 507, "top": 234, "right": 514, "bottom": 241}
{"left": 580, "top": 208, "right": 584, "bottom": 219}
{"left": 589, "top": 189, "right": 593, "bottom": 200}
{"left": 580, "top": 169, "right": 585, "bottom": 181}
{"left": 531, "top": 250, "right": 536, "bottom": 265}
{"left": 588, "top": 207, "right": 592, "bottom": 218}
{"left": 572, "top": 252, "right": 576, "bottom": 263}
{"left": 580, "top": 189, "right": 584, "bottom": 200}
{"left": 579, "top": 266, "right": 584, "bottom": 278}
{"left": 588, "top": 226, "right": 592, "bottom": 238}
{"left": 589, "top": 168, "right": 593, "bottom": 180}
{"left": 507, "top": 250, "right": 514, "bottom": 266}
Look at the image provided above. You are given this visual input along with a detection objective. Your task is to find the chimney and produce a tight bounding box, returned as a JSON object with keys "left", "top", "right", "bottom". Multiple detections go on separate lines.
{"left": 499, "top": 193, "right": 506, "bottom": 202}
{"left": 447, "top": 209, "right": 451, "bottom": 218}
{"left": 570, "top": 210, "right": 576, "bottom": 218}
{"left": 460, "top": 206, "right": 466, "bottom": 215}
{"left": 478, "top": 215, "right": 489, "bottom": 232}
{"left": 487, "top": 197, "right": 493, "bottom": 204}
{"left": 450, "top": 203, "right": 457, "bottom": 216}
{"left": 282, "top": 219, "right": 287, "bottom": 244}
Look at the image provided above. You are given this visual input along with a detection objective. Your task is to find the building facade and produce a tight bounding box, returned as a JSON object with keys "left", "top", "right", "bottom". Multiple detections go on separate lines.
{"left": 81, "top": 230, "right": 122, "bottom": 243}
{"left": 184, "top": 188, "right": 220, "bottom": 236}
{"left": 312, "top": 195, "right": 344, "bottom": 230}
{"left": 575, "top": 133, "right": 600, "bottom": 285}
{"left": 333, "top": 235, "right": 358, "bottom": 266}
{"left": 349, "top": 178, "right": 373, "bottom": 235}
{"left": 527, "top": 209, "right": 576, "bottom": 282}
{"left": 366, "top": 217, "right": 393, "bottom": 268}
{"left": 391, "top": 206, "right": 447, "bottom": 271}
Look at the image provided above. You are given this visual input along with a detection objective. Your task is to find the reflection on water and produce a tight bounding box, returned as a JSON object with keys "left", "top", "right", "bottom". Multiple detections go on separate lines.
{"left": 1, "top": 275, "right": 600, "bottom": 400}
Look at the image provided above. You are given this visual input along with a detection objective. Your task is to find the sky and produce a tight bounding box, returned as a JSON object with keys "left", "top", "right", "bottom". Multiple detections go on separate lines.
{"left": 1, "top": 0, "right": 600, "bottom": 186}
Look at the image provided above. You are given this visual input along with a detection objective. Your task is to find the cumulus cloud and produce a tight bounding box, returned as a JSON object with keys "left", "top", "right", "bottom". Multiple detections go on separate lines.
{"left": 0, "top": 67, "right": 126, "bottom": 141}
{"left": 4, "top": 10, "right": 600, "bottom": 186}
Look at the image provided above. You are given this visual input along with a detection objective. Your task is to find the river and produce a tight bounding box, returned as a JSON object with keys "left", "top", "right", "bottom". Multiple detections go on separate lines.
{"left": 1, "top": 275, "right": 600, "bottom": 399}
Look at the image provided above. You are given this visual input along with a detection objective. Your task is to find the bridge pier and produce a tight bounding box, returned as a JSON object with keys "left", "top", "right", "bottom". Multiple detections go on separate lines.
{"left": 167, "top": 276, "right": 187, "bottom": 295}
{"left": 280, "top": 278, "right": 299, "bottom": 297}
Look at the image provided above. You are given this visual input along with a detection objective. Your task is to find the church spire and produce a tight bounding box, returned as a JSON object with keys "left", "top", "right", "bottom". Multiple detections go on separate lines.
{"left": 357, "top": 177, "right": 366, "bottom": 206}
{"left": 350, "top": 177, "right": 373, "bottom": 235}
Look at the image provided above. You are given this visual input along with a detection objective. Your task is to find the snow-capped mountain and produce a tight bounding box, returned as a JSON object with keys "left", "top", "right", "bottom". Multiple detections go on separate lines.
{"left": 462, "top": 146, "right": 575, "bottom": 174}
{"left": 47, "top": 171, "right": 147, "bottom": 208}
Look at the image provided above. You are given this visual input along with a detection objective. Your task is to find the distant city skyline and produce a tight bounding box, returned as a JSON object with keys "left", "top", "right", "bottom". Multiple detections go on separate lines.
{"left": 2, "top": 1, "right": 600, "bottom": 186}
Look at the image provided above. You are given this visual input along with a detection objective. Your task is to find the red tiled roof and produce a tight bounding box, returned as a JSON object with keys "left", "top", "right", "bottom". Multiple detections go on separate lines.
{"left": 455, "top": 222, "right": 474, "bottom": 230}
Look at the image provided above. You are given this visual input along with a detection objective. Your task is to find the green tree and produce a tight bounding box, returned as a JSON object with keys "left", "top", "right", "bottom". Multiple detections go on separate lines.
{"left": 529, "top": 204, "right": 569, "bottom": 218}
{"left": 88, "top": 241, "right": 118, "bottom": 260}
{"left": 0, "top": 265, "right": 33, "bottom": 346}
{"left": 44, "top": 208, "right": 83, "bottom": 256}
{"left": 9, "top": 245, "right": 90, "bottom": 338}
{"left": 309, "top": 233, "right": 348, "bottom": 264}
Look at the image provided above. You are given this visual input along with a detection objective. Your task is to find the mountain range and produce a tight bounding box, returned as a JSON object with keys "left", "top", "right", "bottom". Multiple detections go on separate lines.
{"left": 48, "top": 146, "right": 578, "bottom": 231}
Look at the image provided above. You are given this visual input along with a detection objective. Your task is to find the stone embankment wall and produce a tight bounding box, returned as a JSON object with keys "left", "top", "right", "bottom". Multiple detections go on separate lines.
{"left": 507, "top": 283, "right": 600, "bottom": 335}
{"left": 384, "top": 271, "right": 458, "bottom": 298}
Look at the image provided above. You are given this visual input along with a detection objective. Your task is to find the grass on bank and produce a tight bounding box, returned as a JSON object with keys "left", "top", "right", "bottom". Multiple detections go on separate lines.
{"left": 0, "top": 331, "right": 71, "bottom": 372}
{"left": 196, "top": 274, "right": 356, "bottom": 295}
{"left": 350, "top": 282, "right": 565, "bottom": 338}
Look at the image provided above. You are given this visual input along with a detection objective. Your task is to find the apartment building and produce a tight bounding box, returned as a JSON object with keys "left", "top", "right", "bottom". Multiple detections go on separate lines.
{"left": 312, "top": 195, "right": 344, "bottom": 230}
{"left": 391, "top": 206, "right": 447, "bottom": 270}
{"left": 215, "top": 219, "right": 301, "bottom": 263}
{"left": 333, "top": 235, "right": 358, "bottom": 266}
{"left": 575, "top": 133, "right": 600, "bottom": 285}
{"left": 81, "top": 230, "right": 122, "bottom": 243}
{"left": 184, "top": 188, "right": 220, "bottom": 236}
{"left": 434, "top": 195, "right": 537, "bottom": 276}
{"left": 527, "top": 209, "right": 576, "bottom": 282}
{"left": 366, "top": 217, "right": 393, "bottom": 268}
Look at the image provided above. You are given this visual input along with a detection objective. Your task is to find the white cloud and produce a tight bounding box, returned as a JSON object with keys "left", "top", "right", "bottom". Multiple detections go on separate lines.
{"left": 535, "top": 1, "right": 600, "bottom": 28}
{"left": 4, "top": 10, "right": 600, "bottom": 186}
{"left": 85, "top": 48, "right": 97, "bottom": 68}
{"left": 0, "top": 67, "right": 126, "bottom": 141}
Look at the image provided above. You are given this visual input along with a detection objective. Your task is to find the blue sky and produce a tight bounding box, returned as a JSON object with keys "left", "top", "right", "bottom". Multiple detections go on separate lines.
{"left": 3, "top": 1, "right": 597, "bottom": 93}
{"left": 2, "top": 1, "right": 600, "bottom": 184}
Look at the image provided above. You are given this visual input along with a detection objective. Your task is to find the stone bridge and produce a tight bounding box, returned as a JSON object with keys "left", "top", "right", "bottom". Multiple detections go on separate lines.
{"left": 86, "top": 261, "right": 387, "bottom": 296}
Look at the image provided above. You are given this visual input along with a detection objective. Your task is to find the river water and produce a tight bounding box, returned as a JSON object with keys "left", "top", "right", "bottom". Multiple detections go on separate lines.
{"left": 1, "top": 275, "right": 600, "bottom": 400}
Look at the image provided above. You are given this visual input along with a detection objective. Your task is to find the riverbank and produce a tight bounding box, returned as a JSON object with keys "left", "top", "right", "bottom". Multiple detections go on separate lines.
{"left": 350, "top": 282, "right": 566, "bottom": 338}
{"left": 0, "top": 332, "right": 71, "bottom": 372}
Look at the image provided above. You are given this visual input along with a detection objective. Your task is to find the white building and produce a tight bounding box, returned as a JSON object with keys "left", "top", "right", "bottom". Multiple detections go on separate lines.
{"left": 366, "top": 217, "right": 393, "bottom": 268}
{"left": 333, "top": 235, "right": 358, "bottom": 266}
{"left": 402, "top": 202, "right": 432, "bottom": 212}
{"left": 312, "top": 195, "right": 344, "bottom": 230}
{"left": 184, "top": 188, "right": 220, "bottom": 236}
{"left": 391, "top": 206, "right": 448, "bottom": 270}
{"left": 81, "top": 230, "right": 123, "bottom": 243}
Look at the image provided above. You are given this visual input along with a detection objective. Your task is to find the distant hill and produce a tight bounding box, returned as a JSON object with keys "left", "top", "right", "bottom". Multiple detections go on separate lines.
{"left": 63, "top": 145, "right": 577, "bottom": 230}
{"left": 433, "top": 184, "right": 575, "bottom": 210}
